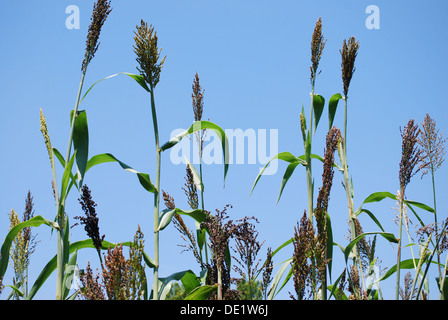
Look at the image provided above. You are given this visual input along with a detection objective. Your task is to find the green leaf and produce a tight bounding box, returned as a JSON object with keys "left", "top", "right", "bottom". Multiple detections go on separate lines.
{"left": 277, "top": 161, "right": 300, "bottom": 204}
{"left": 378, "top": 259, "right": 420, "bottom": 282}
{"left": 60, "top": 151, "right": 77, "bottom": 201}
{"left": 158, "top": 208, "right": 208, "bottom": 232}
{"left": 62, "top": 249, "right": 78, "bottom": 300}
{"left": 357, "top": 208, "right": 386, "bottom": 232}
{"left": 250, "top": 152, "right": 306, "bottom": 197}
{"left": 312, "top": 94, "right": 325, "bottom": 135}
{"left": 184, "top": 156, "right": 204, "bottom": 192}
{"left": 361, "top": 191, "right": 397, "bottom": 205}
{"left": 0, "top": 216, "right": 59, "bottom": 279}
{"left": 184, "top": 285, "right": 218, "bottom": 300}
{"left": 326, "top": 213, "right": 334, "bottom": 282}
{"left": 328, "top": 93, "right": 343, "bottom": 130}
{"left": 53, "top": 147, "right": 79, "bottom": 192}
{"left": 80, "top": 72, "right": 150, "bottom": 104}
{"left": 268, "top": 258, "right": 292, "bottom": 300}
{"left": 344, "top": 232, "right": 398, "bottom": 263}
{"left": 160, "top": 120, "right": 230, "bottom": 183}
{"left": 85, "top": 153, "right": 155, "bottom": 193}
{"left": 157, "top": 270, "right": 197, "bottom": 300}
{"left": 71, "top": 110, "right": 89, "bottom": 187}
{"left": 405, "top": 200, "right": 435, "bottom": 213}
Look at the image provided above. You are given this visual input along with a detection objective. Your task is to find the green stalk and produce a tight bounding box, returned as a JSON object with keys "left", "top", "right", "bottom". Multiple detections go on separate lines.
{"left": 56, "top": 69, "right": 87, "bottom": 300}
{"left": 439, "top": 249, "right": 448, "bottom": 299}
{"left": 395, "top": 192, "right": 405, "bottom": 300}
{"left": 198, "top": 134, "right": 209, "bottom": 265}
{"left": 217, "top": 265, "right": 223, "bottom": 300}
{"left": 430, "top": 165, "right": 442, "bottom": 281}
{"left": 306, "top": 87, "right": 315, "bottom": 223}
{"left": 150, "top": 90, "right": 161, "bottom": 300}
{"left": 341, "top": 97, "right": 366, "bottom": 297}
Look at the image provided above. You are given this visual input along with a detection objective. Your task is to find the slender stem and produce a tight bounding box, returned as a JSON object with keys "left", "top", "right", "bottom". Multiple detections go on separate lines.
{"left": 439, "top": 249, "right": 448, "bottom": 299}
{"left": 306, "top": 88, "right": 315, "bottom": 223}
{"left": 341, "top": 97, "right": 364, "bottom": 294}
{"left": 56, "top": 70, "right": 87, "bottom": 300}
{"left": 150, "top": 90, "right": 161, "bottom": 300}
{"left": 217, "top": 265, "right": 223, "bottom": 300}
{"left": 395, "top": 193, "right": 405, "bottom": 300}
{"left": 430, "top": 166, "right": 441, "bottom": 281}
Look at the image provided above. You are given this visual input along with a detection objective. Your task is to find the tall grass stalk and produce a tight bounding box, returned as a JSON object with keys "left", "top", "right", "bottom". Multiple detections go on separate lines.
{"left": 396, "top": 119, "right": 421, "bottom": 299}
{"left": 133, "top": 19, "right": 166, "bottom": 300}
{"left": 54, "top": 0, "right": 111, "bottom": 299}
{"left": 417, "top": 114, "right": 446, "bottom": 283}
{"left": 338, "top": 36, "right": 365, "bottom": 297}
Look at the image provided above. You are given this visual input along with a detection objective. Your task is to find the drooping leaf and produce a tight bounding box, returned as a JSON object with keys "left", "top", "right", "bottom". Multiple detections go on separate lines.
{"left": 277, "top": 161, "right": 300, "bottom": 203}
{"left": 158, "top": 208, "right": 208, "bottom": 232}
{"left": 312, "top": 94, "right": 325, "bottom": 135}
{"left": 85, "top": 153, "right": 155, "bottom": 193}
{"left": 160, "top": 120, "right": 230, "bottom": 183}
{"left": 71, "top": 110, "right": 89, "bottom": 188}
{"left": 328, "top": 93, "right": 343, "bottom": 131}
{"left": 344, "top": 232, "right": 398, "bottom": 263}
{"left": 378, "top": 259, "right": 420, "bottom": 282}
{"left": 80, "top": 72, "right": 150, "bottom": 104}
{"left": 157, "top": 270, "right": 197, "bottom": 300}
{"left": 0, "top": 216, "right": 59, "bottom": 279}
{"left": 250, "top": 152, "right": 306, "bottom": 197}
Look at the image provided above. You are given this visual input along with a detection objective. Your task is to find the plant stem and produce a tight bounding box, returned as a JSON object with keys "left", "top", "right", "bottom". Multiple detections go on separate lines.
{"left": 306, "top": 89, "right": 315, "bottom": 223}
{"left": 150, "top": 90, "right": 161, "bottom": 300}
{"left": 430, "top": 166, "right": 442, "bottom": 281}
{"left": 217, "top": 265, "right": 223, "bottom": 300}
{"left": 395, "top": 189, "right": 406, "bottom": 300}
{"left": 341, "top": 97, "right": 364, "bottom": 293}
{"left": 56, "top": 70, "right": 87, "bottom": 300}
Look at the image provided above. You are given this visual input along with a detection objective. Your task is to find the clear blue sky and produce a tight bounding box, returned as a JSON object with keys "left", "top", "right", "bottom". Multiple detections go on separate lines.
{"left": 0, "top": 0, "right": 447, "bottom": 300}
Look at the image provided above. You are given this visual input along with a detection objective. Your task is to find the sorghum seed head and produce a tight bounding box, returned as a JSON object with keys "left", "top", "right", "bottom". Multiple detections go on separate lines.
{"left": 399, "top": 119, "right": 421, "bottom": 193}
{"left": 133, "top": 20, "right": 166, "bottom": 90}
{"left": 192, "top": 73, "right": 204, "bottom": 122}
{"left": 82, "top": 0, "right": 112, "bottom": 72}
{"left": 417, "top": 113, "right": 446, "bottom": 178}
{"left": 310, "top": 17, "right": 326, "bottom": 86}
{"left": 340, "top": 37, "right": 360, "bottom": 98}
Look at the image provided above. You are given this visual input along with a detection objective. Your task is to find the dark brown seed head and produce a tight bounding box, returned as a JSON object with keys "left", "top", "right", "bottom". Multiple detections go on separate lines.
{"left": 82, "top": 0, "right": 112, "bottom": 72}
{"left": 399, "top": 119, "right": 421, "bottom": 193}
{"left": 340, "top": 37, "right": 360, "bottom": 98}
{"left": 310, "top": 17, "right": 326, "bottom": 86}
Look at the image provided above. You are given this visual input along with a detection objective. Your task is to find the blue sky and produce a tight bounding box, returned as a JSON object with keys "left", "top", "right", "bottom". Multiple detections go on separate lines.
{"left": 0, "top": 0, "right": 447, "bottom": 300}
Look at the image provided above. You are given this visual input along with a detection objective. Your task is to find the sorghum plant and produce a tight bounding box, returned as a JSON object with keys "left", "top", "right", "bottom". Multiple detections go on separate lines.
{"left": 338, "top": 36, "right": 361, "bottom": 281}
{"left": 56, "top": 0, "right": 111, "bottom": 299}
{"left": 79, "top": 227, "right": 146, "bottom": 300}
{"left": 396, "top": 119, "right": 421, "bottom": 299}
{"left": 232, "top": 217, "right": 263, "bottom": 300}
{"left": 7, "top": 191, "right": 37, "bottom": 299}
{"left": 133, "top": 19, "right": 166, "bottom": 299}
{"left": 417, "top": 114, "right": 446, "bottom": 282}
{"left": 74, "top": 185, "right": 105, "bottom": 262}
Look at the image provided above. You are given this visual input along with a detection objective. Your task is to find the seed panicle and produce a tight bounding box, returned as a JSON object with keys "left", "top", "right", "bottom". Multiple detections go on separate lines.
{"left": 82, "top": 0, "right": 112, "bottom": 72}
